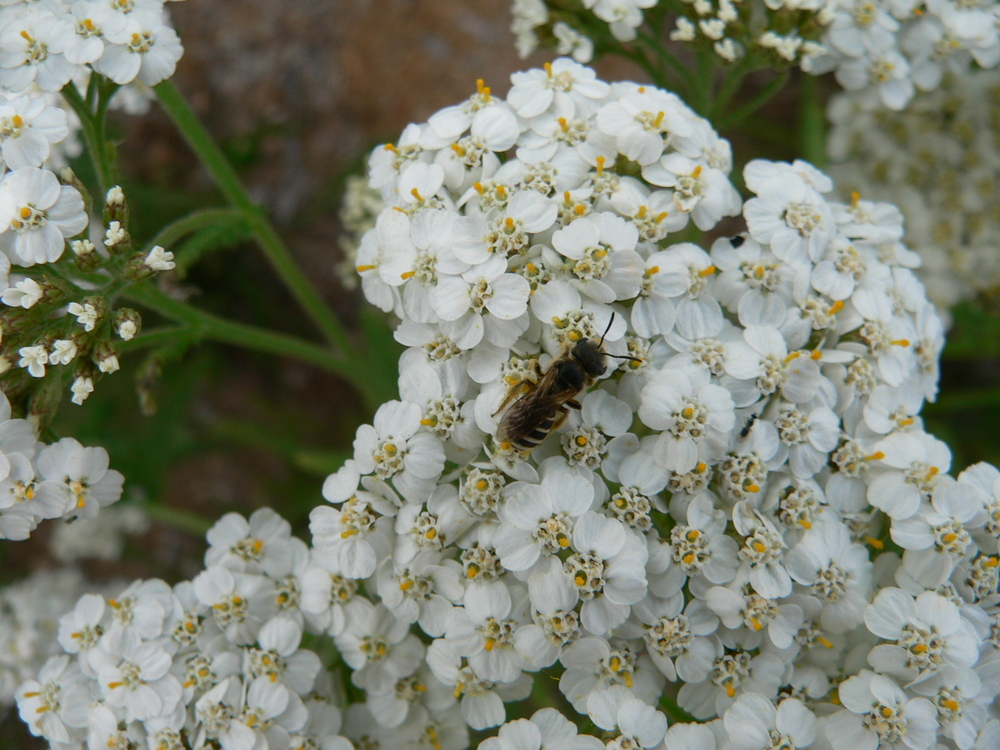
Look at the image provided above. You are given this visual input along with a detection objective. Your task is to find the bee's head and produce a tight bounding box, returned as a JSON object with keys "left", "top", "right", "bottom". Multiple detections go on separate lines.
{"left": 571, "top": 338, "right": 608, "bottom": 378}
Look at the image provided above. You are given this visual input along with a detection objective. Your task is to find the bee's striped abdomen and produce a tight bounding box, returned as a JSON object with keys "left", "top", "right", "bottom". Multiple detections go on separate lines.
{"left": 512, "top": 408, "right": 564, "bottom": 451}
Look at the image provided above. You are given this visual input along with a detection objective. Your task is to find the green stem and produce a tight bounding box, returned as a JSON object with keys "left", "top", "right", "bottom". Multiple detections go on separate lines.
{"left": 143, "top": 207, "right": 245, "bottom": 253}
{"left": 153, "top": 80, "right": 352, "bottom": 357}
{"left": 123, "top": 283, "right": 385, "bottom": 410}
{"left": 62, "top": 83, "right": 114, "bottom": 194}
{"left": 719, "top": 70, "right": 791, "bottom": 129}
{"left": 635, "top": 28, "right": 693, "bottom": 87}
{"left": 118, "top": 326, "right": 194, "bottom": 354}
{"left": 800, "top": 73, "right": 827, "bottom": 168}
{"left": 692, "top": 51, "right": 715, "bottom": 116}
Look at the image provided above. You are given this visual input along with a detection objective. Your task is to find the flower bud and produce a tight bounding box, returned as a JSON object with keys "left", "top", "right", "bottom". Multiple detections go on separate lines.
{"left": 113, "top": 309, "right": 141, "bottom": 341}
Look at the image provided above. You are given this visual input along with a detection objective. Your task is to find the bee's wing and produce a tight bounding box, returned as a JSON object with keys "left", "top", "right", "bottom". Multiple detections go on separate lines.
{"left": 495, "top": 368, "right": 572, "bottom": 444}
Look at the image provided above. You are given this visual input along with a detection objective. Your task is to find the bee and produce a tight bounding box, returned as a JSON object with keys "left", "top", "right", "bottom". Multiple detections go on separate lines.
{"left": 739, "top": 412, "right": 758, "bottom": 439}
{"left": 494, "top": 315, "right": 638, "bottom": 453}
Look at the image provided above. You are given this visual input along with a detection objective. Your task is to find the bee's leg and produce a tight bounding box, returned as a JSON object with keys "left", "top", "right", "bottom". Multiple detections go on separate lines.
{"left": 492, "top": 380, "right": 532, "bottom": 417}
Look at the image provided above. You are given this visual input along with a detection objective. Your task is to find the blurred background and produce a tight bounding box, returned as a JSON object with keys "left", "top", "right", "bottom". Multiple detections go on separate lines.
{"left": 6, "top": 0, "right": 1000, "bottom": 743}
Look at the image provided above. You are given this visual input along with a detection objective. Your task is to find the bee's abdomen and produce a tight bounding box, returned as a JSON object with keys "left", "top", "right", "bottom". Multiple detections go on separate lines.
{"left": 513, "top": 409, "right": 563, "bottom": 451}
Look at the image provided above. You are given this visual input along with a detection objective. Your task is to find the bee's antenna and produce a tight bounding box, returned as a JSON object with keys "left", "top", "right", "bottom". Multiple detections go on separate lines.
{"left": 598, "top": 313, "right": 615, "bottom": 347}
{"left": 607, "top": 353, "right": 643, "bottom": 363}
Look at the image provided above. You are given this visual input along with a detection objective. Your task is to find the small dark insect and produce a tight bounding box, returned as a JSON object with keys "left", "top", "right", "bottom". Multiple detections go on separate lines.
{"left": 494, "top": 315, "right": 640, "bottom": 453}
{"left": 730, "top": 235, "right": 746, "bottom": 248}
{"left": 739, "top": 412, "right": 758, "bottom": 439}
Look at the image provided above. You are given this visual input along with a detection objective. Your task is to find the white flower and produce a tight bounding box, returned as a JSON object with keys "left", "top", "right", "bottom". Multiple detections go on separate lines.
{"left": 2, "top": 276, "right": 43, "bottom": 308}
{"left": 0, "top": 11, "right": 76, "bottom": 93}
{"left": 0, "top": 167, "right": 86, "bottom": 266}
{"left": 724, "top": 693, "right": 816, "bottom": 750}
{"left": 96, "top": 10, "right": 184, "bottom": 86}
{"left": 826, "top": 670, "right": 938, "bottom": 750}
{"left": 144, "top": 244, "right": 175, "bottom": 271}
{"left": 864, "top": 588, "right": 979, "bottom": 681}
{"left": 67, "top": 301, "right": 99, "bottom": 331}
{"left": 17, "top": 344, "right": 47, "bottom": 377}
{"left": 92, "top": 639, "right": 181, "bottom": 721}
{"left": 743, "top": 162, "right": 836, "bottom": 264}
{"left": 785, "top": 519, "right": 872, "bottom": 633}
{"left": 0, "top": 94, "right": 69, "bottom": 169}
{"left": 15, "top": 655, "right": 89, "bottom": 743}
{"left": 587, "top": 686, "right": 667, "bottom": 748}
{"left": 596, "top": 90, "right": 693, "bottom": 166}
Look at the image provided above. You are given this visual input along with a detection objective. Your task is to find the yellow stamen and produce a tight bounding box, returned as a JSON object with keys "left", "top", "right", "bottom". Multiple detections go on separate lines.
{"left": 451, "top": 144, "right": 465, "bottom": 157}
{"left": 750, "top": 617, "right": 763, "bottom": 631}
{"left": 851, "top": 191, "right": 860, "bottom": 209}
{"left": 624, "top": 672, "right": 634, "bottom": 688}
{"left": 653, "top": 111, "right": 665, "bottom": 128}
{"left": 810, "top": 349, "right": 823, "bottom": 360}
{"left": 646, "top": 265, "right": 660, "bottom": 275}
{"left": 799, "top": 519, "right": 812, "bottom": 530}
{"left": 692, "top": 166, "right": 702, "bottom": 178}
{"left": 942, "top": 699, "right": 959, "bottom": 711}
{"left": 752, "top": 541, "right": 767, "bottom": 554}
{"left": 576, "top": 435, "right": 588, "bottom": 446}
{"left": 865, "top": 536, "right": 884, "bottom": 550}
{"left": 401, "top": 271, "right": 416, "bottom": 280}
{"left": 356, "top": 264, "right": 376, "bottom": 272}
{"left": 384, "top": 143, "right": 399, "bottom": 153}
{"left": 505, "top": 217, "right": 515, "bottom": 230}
{"left": 544, "top": 62, "right": 553, "bottom": 77}
{"left": 595, "top": 156, "right": 605, "bottom": 175}
{"left": 891, "top": 339, "right": 910, "bottom": 347}
{"left": 898, "top": 417, "right": 914, "bottom": 427}
{"left": 830, "top": 300, "right": 845, "bottom": 314}
{"left": 865, "top": 451, "right": 886, "bottom": 461}
{"left": 473, "top": 182, "right": 484, "bottom": 194}
{"left": 341, "top": 528, "right": 360, "bottom": 539}
{"left": 484, "top": 637, "right": 496, "bottom": 651}
{"left": 698, "top": 265, "right": 716, "bottom": 277}
{"left": 726, "top": 683, "right": 735, "bottom": 698}
{"left": 817, "top": 636, "right": 834, "bottom": 648}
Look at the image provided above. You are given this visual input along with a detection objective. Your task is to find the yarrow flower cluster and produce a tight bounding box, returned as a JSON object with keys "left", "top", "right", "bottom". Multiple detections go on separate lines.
{"left": 0, "top": 0, "right": 185, "bottom": 416}
{"left": 256, "top": 61, "right": 1000, "bottom": 750}
{"left": 16, "top": 58, "right": 1000, "bottom": 750}
{"left": 0, "top": 0, "right": 183, "bottom": 93}
{"left": 0, "top": 567, "right": 113, "bottom": 707}
{"left": 17, "top": 508, "right": 376, "bottom": 750}
{"left": 0, "top": 389, "right": 123, "bottom": 540}
{"left": 511, "top": 0, "right": 1000, "bottom": 109}
{"left": 511, "top": 0, "right": 831, "bottom": 68}
{"left": 827, "top": 71, "right": 1000, "bottom": 317}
